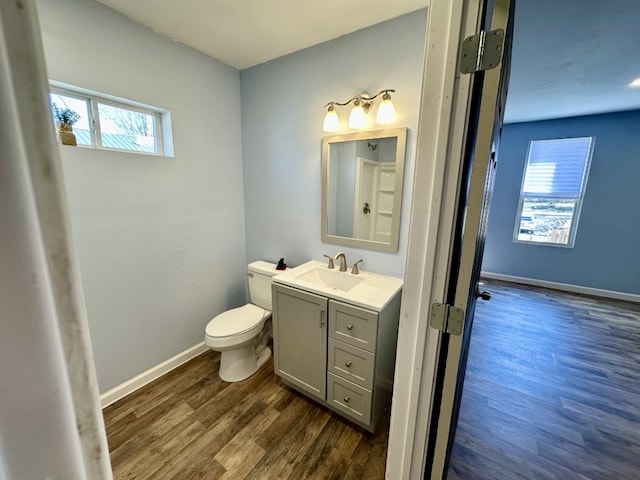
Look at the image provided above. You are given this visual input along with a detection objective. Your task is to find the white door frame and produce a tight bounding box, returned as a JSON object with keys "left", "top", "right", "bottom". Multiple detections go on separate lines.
{"left": 386, "top": 0, "right": 486, "bottom": 477}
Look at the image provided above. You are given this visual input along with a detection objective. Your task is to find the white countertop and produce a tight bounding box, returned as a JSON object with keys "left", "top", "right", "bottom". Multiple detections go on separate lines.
{"left": 272, "top": 260, "right": 403, "bottom": 312}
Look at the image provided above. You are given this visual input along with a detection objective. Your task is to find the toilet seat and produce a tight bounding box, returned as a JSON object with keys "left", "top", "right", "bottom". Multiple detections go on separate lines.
{"left": 205, "top": 304, "right": 268, "bottom": 339}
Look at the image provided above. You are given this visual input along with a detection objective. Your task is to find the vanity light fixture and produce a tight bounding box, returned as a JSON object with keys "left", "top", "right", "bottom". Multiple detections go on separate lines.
{"left": 376, "top": 91, "right": 396, "bottom": 124}
{"left": 322, "top": 89, "right": 396, "bottom": 132}
{"left": 348, "top": 97, "right": 368, "bottom": 129}
{"left": 322, "top": 104, "right": 339, "bottom": 132}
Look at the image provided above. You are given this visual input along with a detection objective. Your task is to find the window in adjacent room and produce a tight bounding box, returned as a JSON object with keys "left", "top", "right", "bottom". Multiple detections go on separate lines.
{"left": 49, "top": 85, "right": 169, "bottom": 155}
{"left": 513, "top": 136, "right": 594, "bottom": 247}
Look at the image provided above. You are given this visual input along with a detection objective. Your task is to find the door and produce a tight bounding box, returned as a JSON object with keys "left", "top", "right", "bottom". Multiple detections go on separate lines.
{"left": 355, "top": 158, "right": 397, "bottom": 242}
{"left": 425, "top": 0, "right": 514, "bottom": 477}
{"left": 272, "top": 284, "right": 328, "bottom": 401}
{"left": 354, "top": 158, "right": 378, "bottom": 240}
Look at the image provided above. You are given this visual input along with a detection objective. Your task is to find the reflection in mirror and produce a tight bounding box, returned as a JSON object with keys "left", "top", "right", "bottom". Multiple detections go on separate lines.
{"left": 322, "top": 127, "right": 407, "bottom": 253}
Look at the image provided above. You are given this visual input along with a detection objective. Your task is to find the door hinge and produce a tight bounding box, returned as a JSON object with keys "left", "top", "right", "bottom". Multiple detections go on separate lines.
{"left": 460, "top": 29, "right": 505, "bottom": 74}
{"left": 430, "top": 303, "right": 465, "bottom": 336}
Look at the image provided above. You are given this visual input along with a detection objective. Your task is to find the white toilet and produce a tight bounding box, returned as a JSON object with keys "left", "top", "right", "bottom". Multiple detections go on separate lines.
{"left": 204, "top": 261, "right": 278, "bottom": 382}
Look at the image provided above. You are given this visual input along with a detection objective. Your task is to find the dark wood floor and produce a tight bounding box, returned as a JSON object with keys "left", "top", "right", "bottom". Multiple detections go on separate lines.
{"left": 449, "top": 280, "right": 640, "bottom": 480}
{"left": 103, "top": 350, "right": 389, "bottom": 479}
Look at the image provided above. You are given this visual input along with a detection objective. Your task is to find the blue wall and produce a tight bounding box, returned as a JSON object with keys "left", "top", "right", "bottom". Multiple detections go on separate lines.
{"left": 239, "top": 10, "right": 427, "bottom": 277}
{"left": 483, "top": 110, "right": 640, "bottom": 295}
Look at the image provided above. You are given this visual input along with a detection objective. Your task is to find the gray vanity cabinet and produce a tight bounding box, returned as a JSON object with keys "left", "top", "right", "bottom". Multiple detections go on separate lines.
{"left": 272, "top": 284, "right": 328, "bottom": 401}
{"left": 272, "top": 282, "right": 401, "bottom": 433}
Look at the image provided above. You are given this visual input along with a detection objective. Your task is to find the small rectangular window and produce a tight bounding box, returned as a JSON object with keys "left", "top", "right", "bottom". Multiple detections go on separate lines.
{"left": 514, "top": 137, "right": 594, "bottom": 247}
{"left": 49, "top": 85, "right": 167, "bottom": 156}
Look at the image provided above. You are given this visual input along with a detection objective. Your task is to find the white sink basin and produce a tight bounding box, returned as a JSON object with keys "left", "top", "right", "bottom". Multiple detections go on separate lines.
{"left": 295, "top": 267, "right": 364, "bottom": 292}
{"left": 273, "top": 260, "right": 403, "bottom": 311}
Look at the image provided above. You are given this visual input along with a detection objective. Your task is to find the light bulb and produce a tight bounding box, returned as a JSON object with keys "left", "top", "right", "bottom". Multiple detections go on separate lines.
{"left": 376, "top": 92, "right": 396, "bottom": 124}
{"left": 349, "top": 100, "right": 367, "bottom": 129}
{"left": 322, "top": 105, "right": 339, "bottom": 132}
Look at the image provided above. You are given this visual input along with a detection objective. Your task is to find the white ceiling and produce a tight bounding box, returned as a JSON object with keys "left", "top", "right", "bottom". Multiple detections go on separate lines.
{"left": 93, "top": 0, "right": 428, "bottom": 70}
{"left": 506, "top": 0, "right": 640, "bottom": 123}
{"left": 94, "top": 0, "right": 640, "bottom": 123}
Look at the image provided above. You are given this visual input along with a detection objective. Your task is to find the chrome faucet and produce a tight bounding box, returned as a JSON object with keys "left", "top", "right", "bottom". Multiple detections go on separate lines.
{"left": 333, "top": 252, "right": 348, "bottom": 272}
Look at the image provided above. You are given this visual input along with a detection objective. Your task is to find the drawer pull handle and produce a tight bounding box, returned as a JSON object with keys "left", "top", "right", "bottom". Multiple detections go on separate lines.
{"left": 346, "top": 324, "right": 353, "bottom": 331}
{"left": 343, "top": 396, "right": 350, "bottom": 403}
{"left": 345, "top": 361, "right": 352, "bottom": 368}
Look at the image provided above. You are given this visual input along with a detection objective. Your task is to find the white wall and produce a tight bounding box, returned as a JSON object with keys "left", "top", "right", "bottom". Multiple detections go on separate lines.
{"left": 37, "top": 0, "right": 247, "bottom": 392}
{"left": 240, "top": 10, "right": 427, "bottom": 277}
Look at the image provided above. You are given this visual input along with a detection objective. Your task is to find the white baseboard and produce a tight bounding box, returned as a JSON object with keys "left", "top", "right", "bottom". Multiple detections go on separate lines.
{"left": 480, "top": 271, "right": 640, "bottom": 303}
{"left": 100, "top": 342, "right": 209, "bottom": 409}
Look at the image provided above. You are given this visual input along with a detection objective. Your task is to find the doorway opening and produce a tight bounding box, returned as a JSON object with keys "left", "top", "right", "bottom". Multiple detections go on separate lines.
{"left": 445, "top": 0, "right": 640, "bottom": 475}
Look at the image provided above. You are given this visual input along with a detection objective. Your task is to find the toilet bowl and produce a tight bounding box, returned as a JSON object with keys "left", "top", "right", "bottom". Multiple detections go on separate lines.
{"left": 204, "top": 261, "right": 279, "bottom": 382}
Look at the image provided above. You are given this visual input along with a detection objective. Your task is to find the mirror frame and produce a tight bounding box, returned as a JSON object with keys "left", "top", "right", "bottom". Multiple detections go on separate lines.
{"left": 321, "top": 127, "right": 408, "bottom": 253}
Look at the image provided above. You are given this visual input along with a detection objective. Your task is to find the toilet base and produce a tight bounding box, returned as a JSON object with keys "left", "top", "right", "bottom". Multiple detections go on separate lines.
{"left": 219, "top": 344, "right": 271, "bottom": 382}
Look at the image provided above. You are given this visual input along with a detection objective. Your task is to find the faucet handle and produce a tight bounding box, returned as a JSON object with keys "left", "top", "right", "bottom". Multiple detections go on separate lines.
{"left": 323, "top": 254, "right": 335, "bottom": 269}
{"left": 351, "top": 259, "right": 363, "bottom": 275}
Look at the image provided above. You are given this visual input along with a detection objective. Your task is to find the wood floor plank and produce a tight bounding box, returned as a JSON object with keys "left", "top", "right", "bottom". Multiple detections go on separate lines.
{"left": 252, "top": 394, "right": 315, "bottom": 451}
{"left": 103, "top": 352, "right": 219, "bottom": 426}
{"left": 286, "top": 416, "right": 357, "bottom": 479}
{"left": 214, "top": 406, "right": 279, "bottom": 474}
{"left": 245, "top": 399, "right": 331, "bottom": 480}
{"left": 449, "top": 280, "right": 640, "bottom": 479}
{"left": 109, "top": 401, "right": 195, "bottom": 467}
{"left": 138, "top": 392, "right": 268, "bottom": 479}
{"left": 151, "top": 453, "right": 227, "bottom": 480}
{"left": 189, "top": 398, "right": 269, "bottom": 461}
{"left": 103, "top": 343, "right": 388, "bottom": 479}
{"left": 113, "top": 419, "right": 207, "bottom": 480}
{"left": 341, "top": 462, "right": 364, "bottom": 480}
{"left": 217, "top": 440, "right": 266, "bottom": 480}
{"left": 304, "top": 448, "right": 351, "bottom": 480}
{"left": 191, "top": 361, "right": 273, "bottom": 428}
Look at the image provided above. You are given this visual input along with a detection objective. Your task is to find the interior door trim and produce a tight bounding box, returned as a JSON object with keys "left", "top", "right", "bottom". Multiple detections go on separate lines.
{"left": 426, "top": 0, "right": 514, "bottom": 476}
{"left": 385, "top": 0, "right": 488, "bottom": 477}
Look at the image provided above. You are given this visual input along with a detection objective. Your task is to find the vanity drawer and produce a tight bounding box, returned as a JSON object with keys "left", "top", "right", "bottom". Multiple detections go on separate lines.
{"left": 328, "top": 338, "right": 374, "bottom": 389}
{"left": 328, "top": 300, "right": 378, "bottom": 353}
{"left": 327, "top": 373, "right": 372, "bottom": 426}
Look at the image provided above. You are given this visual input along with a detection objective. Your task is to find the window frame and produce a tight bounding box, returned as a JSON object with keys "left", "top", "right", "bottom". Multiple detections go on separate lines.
{"left": 513, "top": 136, "right": 595, "bottom": 248}
{"left": 49, "top": 87, "right": 96, "bottom": 147}
{"left": 49, "top": 84, "right": 165, "bottom": 156}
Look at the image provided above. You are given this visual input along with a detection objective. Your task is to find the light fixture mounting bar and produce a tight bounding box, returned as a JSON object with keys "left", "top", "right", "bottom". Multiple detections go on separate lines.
{"left": 359, "top": 89, "right": 395, "bottom": 102}
{"left": 324, "top": 89, "right": 395, "bottom": 108}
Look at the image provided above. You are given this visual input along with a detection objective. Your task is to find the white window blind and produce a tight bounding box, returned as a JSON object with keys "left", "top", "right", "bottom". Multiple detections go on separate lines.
{"left": 523, "top": 137, "right": 593, "bottom": 197}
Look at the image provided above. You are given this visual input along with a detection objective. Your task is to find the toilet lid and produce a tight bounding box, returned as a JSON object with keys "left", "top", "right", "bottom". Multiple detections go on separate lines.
{"left": 205, "top": 304, "right": 267, "bottom": 338}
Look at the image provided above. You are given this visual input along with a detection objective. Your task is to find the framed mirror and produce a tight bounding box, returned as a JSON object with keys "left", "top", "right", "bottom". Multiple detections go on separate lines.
{"left": 321, "top": 127, "right": 407, "bottom": 252}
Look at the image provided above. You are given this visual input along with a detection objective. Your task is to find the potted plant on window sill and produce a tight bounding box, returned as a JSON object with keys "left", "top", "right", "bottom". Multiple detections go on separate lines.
{"left": 52, "top": 103, "right": 80, "bottom": 146}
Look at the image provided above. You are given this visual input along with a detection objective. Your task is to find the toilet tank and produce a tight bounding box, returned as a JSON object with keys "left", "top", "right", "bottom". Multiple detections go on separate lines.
{"left": 247, "top": 261, "right": 279, "bottom": 311}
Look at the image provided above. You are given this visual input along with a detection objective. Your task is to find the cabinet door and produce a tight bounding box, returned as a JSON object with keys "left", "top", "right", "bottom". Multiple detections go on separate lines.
{"left": 272, "top": 284, "right": 328, "bottom": 401}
